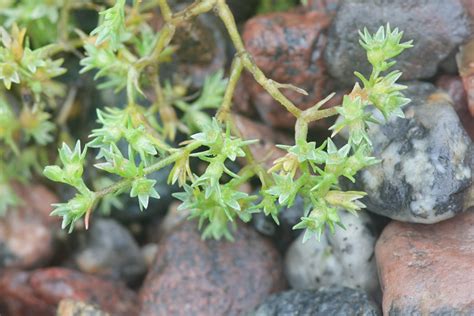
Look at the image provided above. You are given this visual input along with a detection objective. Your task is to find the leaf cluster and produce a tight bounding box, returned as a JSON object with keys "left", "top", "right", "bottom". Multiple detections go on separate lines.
{"left": 35, "top": 2, "right": 413, "bottom": 243}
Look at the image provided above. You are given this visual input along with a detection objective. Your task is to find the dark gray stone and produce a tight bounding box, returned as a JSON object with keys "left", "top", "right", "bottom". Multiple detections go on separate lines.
{"left": 250, "top": 287, "right": 381, "bottom": 316}
{"left": 74, "top": 219, "right": 147, "bottom": 285}
{"left": 351, "top": 82, "right": 472, "bottom": 223}
{"left": 113, "top": 166, "right": 176, "bottom": 222}
{"left": 324, "top": 0, "right": 472, "bottom": 86}
{"left": 252, "top": 196, "right": 304, "bottom": 251}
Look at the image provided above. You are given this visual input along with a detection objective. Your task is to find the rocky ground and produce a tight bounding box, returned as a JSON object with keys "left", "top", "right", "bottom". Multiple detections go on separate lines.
{"left": 1, "top": 0, "right": 473, "bottom": 315}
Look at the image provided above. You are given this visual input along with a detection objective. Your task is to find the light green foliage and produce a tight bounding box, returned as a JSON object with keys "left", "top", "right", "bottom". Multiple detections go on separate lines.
{"left": 91, "top": 0, "right": 127, "bottom": 51}
{"left": 264, "top": 24, "right": 412, "bottom": 241}
{"left": 0, "top": 0, "right": 411, "bottom": 242}
{"left": 0, "top": 22, "right": 68, "bottom": 214}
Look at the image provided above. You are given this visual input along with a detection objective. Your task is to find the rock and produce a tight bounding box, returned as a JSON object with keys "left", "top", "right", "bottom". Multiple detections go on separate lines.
{"left": 376, "top": 211, "right": 474, "bottom": 315}
{"left": 156, "top": 3, "right": 230, "bottom": 89}
{"left": 113, "top": 166, "right": 176, "bottom": 222}
{"left": 284, "top": 210, "right": 380, "bottom": 297}
{"left": 457, "top": 38, "right": 474, "bottom": 117}
{"left": 325, "top": 0, "right": 472, "bottom": 87}
{"left": 251, "top": 287, "right": 381, "bottom": 316}
{"left": 252, "top": 195, "right": 304, "bottom": 252}
{"left": 306, "top": 0, "right": 340, "bottom": 14}
{"left": 0, "top": 183, "right": 59, "bottom": 270}
{"left": 148, "top": 201, "right": 189, "bottom": 242}
{"left": 139, "top": 221, "right": 285, "bottom": 315}
{"left": 227, "top": 0, "right": 259, "bottom": 22}
{"left": 0, "top": 270, "right": 55, "bottom": 316}
{"left": 233, "top": 114, "right": 291, "bottom": 169}
{"left": 74, "top": 218, "right": 147, "bottom": 285}
{"left": 57, "top": 299, "right": 109, "bottom": 316}
{"left": 242, "top": 11, "right": 338, "bottom": 129}
{"left": 32, "top": 268, "right": 138, "bottom": 315}
{"left": 0, "top": 268, "right": 138, "bottom": 316}
{"left": 352, "top": 82, "right": 472, "bottom": 223}
{"left": 436, "top": 75, "right": 474, "bottom": 140}
{"left": 462, "top": 0, "right": 474, "bottom": 18}
{"left": 141, "top": 243, "right": 158, "bottom": 269}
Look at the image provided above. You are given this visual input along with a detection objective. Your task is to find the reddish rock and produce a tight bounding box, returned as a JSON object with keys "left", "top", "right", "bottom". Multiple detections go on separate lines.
{"left": 0, "top": 184, "right": 59, "bottom": 270}
{"left": 0, "top": 270, "right": 54, "bottom": 316}
{"left": 436, "top": 75, "right": 474, "bottom": 140}
{"left": 242, "top": 11, "right": 338, "bottom": 129}
{"left": 376, "top": 211, "right": 474, "bottom": 315}
{"left": 233, "top": 113, "right": 291, "bottom": 168}
{"left": 0, "top": 268, "right": 138, "bottom": 316}
{"left": 457, "top": 39, "right": 474, "bottom": 117}
{"left": 461, "top": 0, "right": 474, "bottom": 18}
{"left": 139, "top": 221, "right": 285, "bottom": 316}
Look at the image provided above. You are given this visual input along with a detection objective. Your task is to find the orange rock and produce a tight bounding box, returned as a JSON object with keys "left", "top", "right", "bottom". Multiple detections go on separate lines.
{"left": 376, "top": 211, "right": 474, "bottom": 315}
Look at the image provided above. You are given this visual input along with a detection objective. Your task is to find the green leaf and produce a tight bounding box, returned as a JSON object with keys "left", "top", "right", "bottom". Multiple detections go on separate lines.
{"left": 50, "top": 191, "right": 95, "bottom": 233}
{"left": 90, "top": 0, "right": 127, "bottom": 51}
{"left": 130, "top": 177, "right": 160, "bottom": 211}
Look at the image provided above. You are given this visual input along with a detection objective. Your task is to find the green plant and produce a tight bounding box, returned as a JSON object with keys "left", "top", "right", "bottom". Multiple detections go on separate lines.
{"left": 1, "top": 1, "right": 412, "bottom": 241}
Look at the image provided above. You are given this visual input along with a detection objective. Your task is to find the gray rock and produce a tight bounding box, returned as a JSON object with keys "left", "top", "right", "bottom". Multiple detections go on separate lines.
{"left": 324, "top": 0, "right": 472, "bottom": 87}
{"left": 252, "top": 196, "right": 304, "bottom": 251}
{"left": 354, "top": 82, "right": 472, "bottom": 223}
{"left": 74, "top": 218, "right": 147, "bottom": 285}
{"left": 250, "top": 287, "right": 381, "bottom": 316}
{"left": 113, "top": 166, "right": 177, "bottom": 222}
{"left": 284, "top": 210, "right": 380, "bottom": 298}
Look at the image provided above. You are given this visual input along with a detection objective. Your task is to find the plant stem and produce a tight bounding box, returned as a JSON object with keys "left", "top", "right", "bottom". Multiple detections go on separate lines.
{"left": 217, "top": 56, "right": 243, "bottom": 122}
{"left": 215, "top": 0, "right": 302, "bottom": 118}
{"left": 95, "top": 140, "right": 203, "bottom": 199}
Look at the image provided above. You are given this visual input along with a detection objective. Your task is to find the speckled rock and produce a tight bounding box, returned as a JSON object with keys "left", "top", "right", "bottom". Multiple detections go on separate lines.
{"left": 325, "top": 0, "right": 472, "bottom": 87}
{"left": 0, "top": 268, "right": 138, "bottom": 316}
{"left": 242, "top": 11, "right": 336, "bottom": 129}
{"left": 376, "top": 211, "right": 474, "bottom": 315}
{"left": 284, "top": 210, "right": 380, "bottom": 298}
{"left": 139, "top": 221, "right": 285, "bottom": 316}
{"left": 350, "top": 82, "right": 472, "bottom": 223}
{"left": 57, "top": 299, "right": 109, "bottom": 316}
{"left": 436, "top": 75, "right": 474, "bottom": 140}
{"left": 251, "top": 287, "right": 381, "bottom": 316}
{"left": 74, "top": 218, "right": 147, "bottom": 285}
{"left": 458, "top": 39, "right": 474, "bottom": 117}
{"left": 0, "top": 184, "right": 59, "bottom": 270}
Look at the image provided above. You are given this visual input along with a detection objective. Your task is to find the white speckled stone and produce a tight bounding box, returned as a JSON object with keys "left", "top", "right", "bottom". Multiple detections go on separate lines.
{"left": 284, "top": 210, "right": 380, "bottom": 298}
{"left": 342, "top": 82, "right": 473, "bottom": 223}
